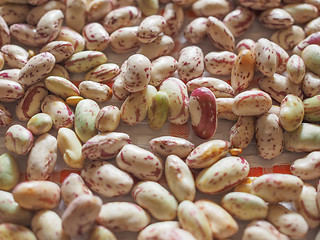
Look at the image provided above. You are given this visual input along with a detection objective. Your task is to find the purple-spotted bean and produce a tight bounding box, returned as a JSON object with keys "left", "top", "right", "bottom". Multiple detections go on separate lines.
{"left": 56, "top": 26, "right": 85, "bottom": 53}
{"left": 192, "top": 0, "right": 232, "bottom": 18}
{"left": 0, "top": 223, "right": 37, "bottom": 240}
{"left": 85, "top": 63, "right": 120, "bottom": 83}
{"left": 132, "top": 181, "right": 178, "bottom": 221}
{"left": 27, "top": 133, "right": 57, "bottom": 180}
{"left": 196, "top": 156, "right": 250, "bottom": 194}
{"left": 12, "top": 181, "right": 60, "bottom": 210}
{"left": 177, "top": 200, "right": 212, "bottom": 240}
{"left": 217, "top": 97, "right": 238, "bottom": 120}
{"left": 5, "top": 124, "right": 33, "bottom": 155}
{"left": 40, "top": 41, "right": 74, "bottom": 63}
{"left": 0, "top": 4, "right": 31, "bottom": 25}
{"left": 206, "top": 16, "right": 235, "bottom": 52}
{"left": 95, "top": 105, "right": 121, "bottom": 132}
{"left": 81, "top": 160, "right": 134, "bottom": 197}
{"left": 41, "top": 95, "right": 74, "bottom": 129}
{"left": 165, "top": 155, "right": 195, "bottom": 202}
{"left": 236, "top": 38, "right": 256, "bottom": 53}
{"left": 79, "top": 81, "right": 112, "bottom": 103}
{"left": 137, "top": 15, "right": 166, "bottom": 44}
{"left": 0, "top": 15, "right": 10, "bottom": 47}
{"left": 271, "top": 42, "right": 289, "bottom": 73}
{"left": 97, "top": 202, "right": 150, "bottom": 232}
{"left": 189, "top": 87, "right": 217, "bottom": 139}
{"left": 65, "top": 0, "right": 86, "bottom": 33}
{"left": 230, "top": 116, "right": 255, "bottom": 149}
{"left": 162, "top": 3, "right": 183, "bottom": 37}
{"left": 112, "top": 63, "right": 130, "bottom": 100}
{"left": 89, "top": 225, "right": 117, "bottom": 240}
{"left": 259, "top": 73, "right": 303, "bottom": 103}
{"left": 0, "top": 153, "right": 19, "bottom": 191}
{"left": 35, "top": 10, "right": 64, "bottom": 45}
{"left": 61, "top": 173, "right": 92, "bottom": 206}
{"left": 86, "top": 0, "right": 113, "bottom": 22}
{"left": 0, "top": 79, "right": 24, "bottom": 102}
{"left": 302, "top": 72, "right": 320, "bottom": 97}
{"left": 31, "top": 210, "right": 69, "bottom": 240}
{"left": 109, "top": 26, "right": 140, "bottom": 53}
{"left": 283, "top": 3, "right": 318, "bottom": 24}
{"left": 1, "top": 44, "right": 28, "bottom": 69}
{"left": 148, "top": 91, "right": 169, "bottom": 130}
{"left": 223, "top": 6, "right": 255, "bottom": 37}
{"left": 82, "top": 23, "right": 110, "bottom": 51}
{"left": 137, "top": 35, "right": 174, "bottom": 60}
{"left": 0, "top": 103, "right": 12, "bottom": 127}
{"left": 62, "top": 195, "right": 102, "bottom": 236}
{"left": 65, "top": 51, "right": 107, "bottom": 73}
{"left": 205, "top": 51, "right": 237, "bottom": 76}
{"left": 267, "top": 204, "right": 309, "bottom": 239}
{"left": 103, "top": 6, "right": 141, "bottom": 33}
{"left": 271, "top": 25, "right": 306, "bottom": 50}
{"left": 187, "top": 77, "right": 235, "bottom": 98}
{"left": 0, "top": 68, "right": 20, "bottom": 82}
{"left": 239, "top": 0, "right": 281, "bottom": 10}
{"left": 243, "top": 220, "right": 290, "bottom": 240}
{"left": 137, "top": 0, "right": 159, "bottom": 16}
{"left": 291, "top": 151, "right": 320, "bottom": 180}
{"left": 149, "top": 136, "right": 195, "bottom": 158}
{"left": 184, "top": 17, "right": 207, "bottom": 44}
{"left": 254, "top": 38, "right": 277, "bottom": 77}
{"left": 149, "top": 56, "right": 177, "bottom": 87}
{"left": 259, "top": 8, "right": 294, "bottom": 29}
{"left": 252, "top": 173, "right": 303, "bottom": 202}
{"left": 44, "top": 76, "right": 79, "bottom": 99}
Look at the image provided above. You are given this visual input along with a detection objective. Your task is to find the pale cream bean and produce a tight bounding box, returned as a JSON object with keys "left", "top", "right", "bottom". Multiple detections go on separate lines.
{"left": 65, "top": 51, "right": 107, "bottom": 73}
{"left": 109, "top": 26, "right": 139, "bottom": 53}
{"left": 26, "top": 1, "right": 66, "bottom": 26}
{"left": 292, "top": 31, "right": 320, "bottom": 56}
{"left": 0, "top": 223, "right": 37, "bottom": 240}
{"left": 231, "top": 49, "right": 255, "bottom": 93}
{"left": 137, "top": 221, "right": 180, "bottom": 240}
{"left": 286, "top": 54, "right": 305, "bottom": 84}
{"left": 259, "top": 73, "right": 303, "bottom": 103}
{"left": 284, "top": 123, "right": 320, "bottom": 152}
{"left": 184, "top": 17, "right": 207, "bottom": 44}
{"left": 150, "top": 56, "right": 177, "bottom": 87}
{"left": 254, "top": 38, "right": 277, "bottom": 77}
{"left": 0, "top": 103, "right": 12, "bottom": 127}
{"left": 79, "top": 81, "right": 112, "bottom": 103}
{"left": 221, "top": 192, "right": 268, "bottom": 220}
{"left": 137, "top": 15, "right": 166, "bottom": 44}
{"left": 61, "top": 173, "right": 92, "bottom": 206}
{"left": 177, "top": 200, "right": 212, "bottom": 240}
{"left": 74, "top": 98, "right": 99, "bottom": 142}
{"left": 89, "top": 226, "right": 117, "bottom": 240}
{"left": 82, "top": 132, "right": 131, "bottom": 160}
{"left": 16, "top": 82, "right": 48, "bottom": 121}
{"left": 0, "top": 79, "right": 24, "bottom": 102}
{"left": 162, "top": 3, "right": 183, "bottom": 37}
{"left": 279, "top": 94, "right": 304, "bottom": 132}
{"left": 18, "top": 52, "right": 55, "bottom": 88}
{"left": 0, "top": 4, "right": 31, "bottom": 25}
{"left": 236, "top": 38, "right": 256, "bottom": 53}
{"left": 165, "top": 155, "right": 195, "bottom": 202}
{"left": 27, "top": 133, "right": 57, "bottom": 180}
{"left": 206, "top": 16, "right": 235, "bottom": 52}
{"left": 252, "top": 173, "right": 303, "bottom": 203}
{"left": 195, "top": 200, "right": 238, "bottom": 239}
{"left": 294, "top": 184, "right": 320, "bottom": 228}
{"left": 302, "top": 44, "right": 320, "bottom": 77}
{"left": 81, "top": 160, "right": 134, "bottom": 197}
{"left": 205, "top": 51, "right": 237, "bottom": 76}
{"left": 217, "top": 98, "right": 238, "bottom": 120}
{"left": 1, "top": 44, "right": 28, "bottom": 69}
{"left": 65, "top": 0, "right": 86, "bottom": 32}
{"left": 97, "top": 202, "right": 150, "bottom": 232}
{"left": 305, "top": 17, "right": 320, "bottom": 35}
{"left": 31, "top": 210, "right": 69, "bottom": 240}
{"left": 302, "top": 72, "right": 320, "bottom": 97}
{"left": 230, "top": 116, "right": 255, "bottom": 149}
{"left": 95, "top": 105, "right": 121, "bottom": 132}
{"left": 103, "top": 6, "right": 141, "bottom": 33}
{"left": 44, "top": 76, "right": 79, "bottom": 100}
{"left": 283, "top": 3, "right": 318, "bottom": 24}
{"left": 41, "top": 95, "right": 74, "bottom": 129}
{"left": 267, "top": 204, "right": 309, "bottom": 239}
{"left": 137, "top": 34, "right": 174, "bottom": 60}
{"left": 85, "top": 63, "right": 120, "bottom": 83}
{"left": 40, "top": 41, "right": 75, "bottom": 63}
{"left": 132, "top": 181, "right": 178, "bottom": 221}
{"left": 62, "top": 195, "right": 102, "bottom": 236}
{"left": 259, "top": 8, "right": 294, "bottom": 29}
{"left": 12, "top": 181, "right": 60, "bottom": 210}
{"left": 243, "top": 220, "right": 290, "bottom": 240}
{"left": 271, "top": 25, "right": 306, "bottom": 50}
{"left": 0, "top": 190, "right": 33, "bottom": 226}
{"left": 5, "top": 124, "right": 33, "bottom": 155}
{"left": 186, "top": 139, "right": 231, "bottom": 169}
{"left": 192, "top": 0, "right": 232, "bottom": 18}
{"left": 223, "top": 6, "right": 255, "bottom": 37}
{"left": 0, "top": 153, "right": 19, "bottom": 191}
{"left": 56, "top": 26, "right": 85, "bottom": 53}
{"left": 137, "top": 0, "right": 158, "bottom": 16}
{"left": 86, "top": 0, "right": 113, "bottom": 22}
{"left": 35, "top": 9, "right": 64, "bottom": 45}
{"left": 83, "top": 23, "right": 110, "bottom": 51}
{"left": 57, "top": 127, "right": 84, "bottom": 168}
{"left": 290, "top": 151, "right": 320, "bottom": 180}
{"left": 0, "top": 15, "right": 10, "bottom": 47}
{"left": 232, "top": 90, "right": 272, "bottom": 116}
{"left": 49, "top": 64, "right": 70, "bottom": 79}
{"left": 121, "top": 85, "right": 156, "bottom": 125}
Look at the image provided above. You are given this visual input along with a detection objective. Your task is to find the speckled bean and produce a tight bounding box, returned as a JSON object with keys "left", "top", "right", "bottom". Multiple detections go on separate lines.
{"left": 137, "top": 15, "right": 166, "bottom": 44}
{"left": 109, "top": 26, "right": 140, "bottom": 53}
{"left": 5, "top": 124, "right": 33, "bottom": 155}
{"left": 85, "top": 63, "right": 120, "bottom": 83}
{"left": 236, "top": 38, "right": 256, "bottom": 53}
{"left": 186, "top": 139, "right": 231, "bottom": 169}
{"left": 291, "top": 151, "right": 320, "bottom": 180}
{"left": 0, "top": 15, "right": 10, "bottom": 47}
{"left": 283, "top": 3, "right": 318, "bottom": 24}
{"left": 254, "top": 38, "right": 277, "bottom": 77}
{"left": 305, "top": 16, "right": 320, "bottom": 35}
{"left": 41, "top": 95, "right": 74, "bottom": 129}
{"left": 259, "top": 8, "right": 293, "bottom": 29}
{"left": 149, "top": 136, "right": 195, "bottom": 158}
{"left": 61, "top": 173, "right": 92, "bottom": 206}
{"left": 65, "top": 0, "right": 86, "bottom": 32}
{"left": 79, "top": 81, "right": 112, "bottom": 103}
{"left": 196, "top": 156, "right": 249, "bottom": 194}
{"left": 162, "top": 3, "right": 183, "bottom": 37}
{"left": 0, "top": 79, "right": 24, "bottom": 102}
{"left": 286, "top": 54, "right": 305, "bottom": 84}
{"left": 205, "top": 51, "right": 237, "bottom": 76}
{"left": 56, "top": 26, "right": 85, "bottom": 53}
{"left": 304, "top": 95, "right": 320, "bottom": 122}
{"left": 83, "top": 23, "right": 110, "bottom": 51}
{"left": 184, "top": 17, "right": 207, "bottom": 44}
{"left": 137, "top": 35, "right": 174, "bottom": 60}
{"left": 239, "top": 0, "right": 281, "bottom": 10}
{"left": 230, "top": 116, "right": 255, "bottom": 149}
{"left": 65, "top": 51, "right": 107, "bottom": 73}
{"left": 252, "top": 173, "right": 303, "bottom": 202}
{"left": 271, "top": 25, "right": 306, "bottom": 50}
{"left": 0, "top": 103, "right": 12, "bottom": 127}
{"left": 302, "top": 72, "right": 320, "bottom": 97}
{"left": 12, "top": 180, "right": 60, "bottom": 210}
{"left": 137, "top": 221, "right": 180, "bottom": 240}
{"left": 40, "top": 41, "right": 74, "bottom": 63}
{"left": 0, "top": 4, "right": 31, "bottom": 25}
{"left": 132, "top": 181, "right": 178, "bottom": 221}
{"left": 0, "top": 68, "right": 19, "bottom": 82}
{"left": 1, "top": 44, "right": 28, "bottom": 69}
{"left": 192, "top": 0, "right": 232, "bottom": 18}
{"left": 95, "top": 105, "right": 120, "bottom": 132}
{"left": 44, "top": 76, "right": 79, "bottom": 100}
{"left": 149, "top": 56, "right": 177, "bottom": 87}
{"left": 243, "top": 220, "right": 290, "bottom": 240}
{"left": 97, "top": 202, "right": 150, "bottom": 232}
{"left": 81, "top": 160, "right": 133, "bottom": 197}
{"left": 0, "top": 223, "right": 37, "bottom": 240}
{"left": 112, "top": 65, "right": 130, "bottom": 100}
{"left": 86, "top": 0, "right": 113, "bottom": 22}
{"left": 217, "top": 98, "right": 238, "bottom": 121}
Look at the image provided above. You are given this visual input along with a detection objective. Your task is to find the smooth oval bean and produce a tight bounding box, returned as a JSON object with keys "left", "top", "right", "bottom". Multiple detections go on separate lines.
{"left": 254, "top": 38, "right": 277, "bottom": 77}
{"left": 162, "top": 3, "right": 183, "bottom": 37}
{"left": 259, "top": 8, "right": 294, "bottom": 29}
{"left": 109, "top": 26, "right": 140, "bottom": 53}
{"left": 88, "top": 225, "right": 117, "bottom": 240}
{"left": 1, "top": 44, "right": 28, "bottom": 69}
{"left": 85, "top": 63, "right": 120, "bottom": 83}
{"left": 291, "top": 151, "right": 320, "bottom": 180}
{"left": 192, "top": 0, "right": 232, "bottom": 18}
{"left": 10, "top": 23, "right": 37, "bottom": 47}
{"left": 0, "top": 4, "right": 31, "bottom": 25}
{"left": 95, "top": 105, "right": 121, "bottom": 132}
{"left": 65, "top": 51, "right": 107, "bottom": 73}
{"left": 150, "top": 56, "right": 177, "bottom": 87}
{"left": 79, "top": 81, "right": 112, "bottom": 103}
{"left": 148, "top": 91, "right": 169, "bottom": 130}
{"left": 205, "top": 51, "right": 237, "bottom": 76}
{"left": 86, "top": 0, "right": 113, "bottom": 22}
{"left": 82, "top": 22, "right": 110, "bottom": 51}
{"left": 0, "top": 153, "right": 19, "bottom": 191}
{"left": 184, "top": 17, "right": 207, "bottom": 44}
{"left": 40, "top": 41, "right": 74, "bottom": 63}
{"left": 44, "top": 76, "right": 79, "bottom": 100}
{"left": 283, "top": 3, "right": 318, "bottom": 24}
{"left": 243, "top": 220, "right": 290, "bottom": 240}
{"left": 5, "top": 124, "right": 33, "bottom": 155}
{"left": 137, "top": 221, "right": 180, "bottom": 240}
{"left": 137, "top": 15, "right": 166, "bottom": 43}
{"left": 0, "top": 79, "right": 24, "bottom": 102}
{"left": 56, "top": 26, "right": 85, "bottom": 53}
{"left": 0, "top": 223, "right": 36, "bottom": 240}
{"left": 230, "top": 116, "right": 255, "bottom": 149}
{"left": 65, "top": 0, "right": 86, "bottom": 33}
